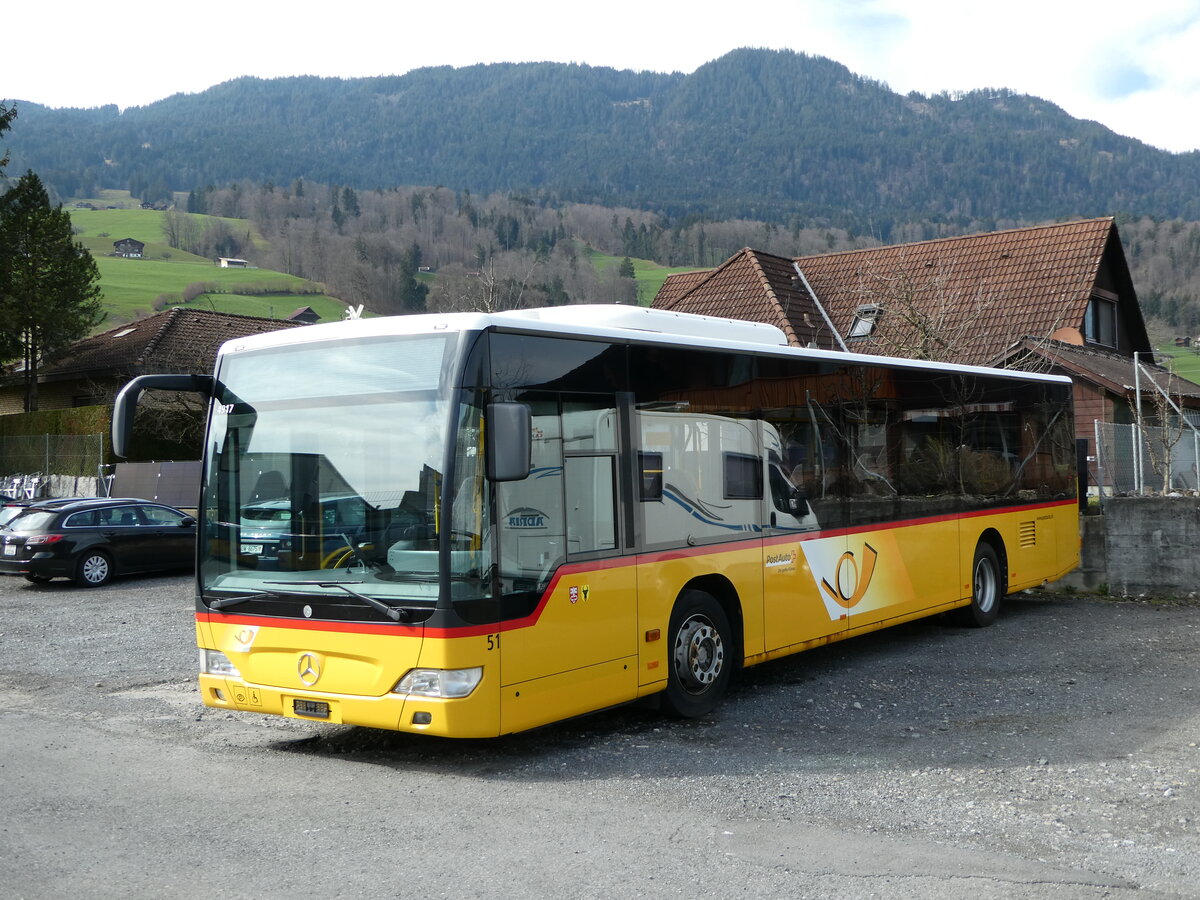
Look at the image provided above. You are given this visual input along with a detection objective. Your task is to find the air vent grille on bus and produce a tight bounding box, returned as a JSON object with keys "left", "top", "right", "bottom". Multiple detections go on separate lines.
{"left": 1019, "top": 520, "right": 1037, "bottom": 548}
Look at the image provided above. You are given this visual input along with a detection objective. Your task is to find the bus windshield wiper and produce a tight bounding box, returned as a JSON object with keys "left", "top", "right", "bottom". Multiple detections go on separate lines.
{"left": 206, "top": 589, "right": 292, "bottom": 611}
{"left": 263, "top": 580, "right": 413, "bottom": 622}
{"left": 321, "top": 581, "right": 412, "bottom": 622}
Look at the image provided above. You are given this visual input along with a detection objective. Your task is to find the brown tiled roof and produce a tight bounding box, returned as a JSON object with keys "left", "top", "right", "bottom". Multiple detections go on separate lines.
{"left": 652, "top": 249, "right": 841, "bottom": 349}
{"left": 652, "top": 269, "right": 709, "bottom": 308}
{"left": 39, "top": 308, "right": 301, "bottom": 378}
{"left": 797, "top": 218, "right": 1125, "bottom": 364}
{"left": 654, "top": 218, "right": 1147, "bottom": 366}
{"left": 1004, "top": 338, "right": 1200, "bottom": 403}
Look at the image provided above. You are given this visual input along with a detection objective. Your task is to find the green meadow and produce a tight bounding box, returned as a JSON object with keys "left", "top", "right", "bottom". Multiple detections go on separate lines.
{"left": 167, "top": 292, "right": 348, "bottom": 322}
{"left": 1156, "top": 345, "right": 1200, "bottom": 383}
{"left": 68, "top": 206, "right": 341, "bottom": 326}
{"left": 582, "top": 247, "right": 699, "bottom": 306}
{"left": 92, "top": 256, "right": 335, "bottom": 322}
{"left": 71, "top": 205, "right": 267, "bottom": 248}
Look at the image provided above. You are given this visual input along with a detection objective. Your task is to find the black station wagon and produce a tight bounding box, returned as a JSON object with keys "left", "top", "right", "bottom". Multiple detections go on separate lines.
{"left": 0, "top": 498, "right": 196, "bottom": 586}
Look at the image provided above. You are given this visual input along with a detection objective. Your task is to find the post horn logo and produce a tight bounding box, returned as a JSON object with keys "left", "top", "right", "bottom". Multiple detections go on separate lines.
{"left": 297, "top": 652, "right": 322, "bottom": 686}
{"left": 820, "top": 542, "right": 879, "bottom": 609}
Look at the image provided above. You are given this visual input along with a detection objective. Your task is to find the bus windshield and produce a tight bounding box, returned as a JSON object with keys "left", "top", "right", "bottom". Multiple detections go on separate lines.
{"left": 198, "top": 333, "right": 490, "bottom": 614}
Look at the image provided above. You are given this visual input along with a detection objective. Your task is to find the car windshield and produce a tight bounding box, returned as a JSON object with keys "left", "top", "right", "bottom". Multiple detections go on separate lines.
{"left": 199, "top": 332, "right": 490, "bottom": 609}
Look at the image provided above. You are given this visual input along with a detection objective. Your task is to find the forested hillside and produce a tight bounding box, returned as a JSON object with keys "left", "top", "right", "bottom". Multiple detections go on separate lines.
{"left": 9, "top": 49, "right": 1200, "bottom": 233}
{"left": 177, "top": 181, "right": 875, "bottom": 314}
{"left": 7, "top": 47, "right": 1200, "bottom": 333}
{"left": 168, "top": 181, "right": 1200, "bottom": 337}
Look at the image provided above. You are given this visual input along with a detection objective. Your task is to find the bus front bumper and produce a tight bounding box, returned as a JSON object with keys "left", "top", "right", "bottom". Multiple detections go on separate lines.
{"left": 197, "top": 673, "right": 502, "bottom": 738}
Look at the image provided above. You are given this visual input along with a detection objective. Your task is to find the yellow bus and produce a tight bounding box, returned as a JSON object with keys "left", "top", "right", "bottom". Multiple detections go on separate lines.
{"left": 113, "top": 305, "right": 1080, "bottom": 737}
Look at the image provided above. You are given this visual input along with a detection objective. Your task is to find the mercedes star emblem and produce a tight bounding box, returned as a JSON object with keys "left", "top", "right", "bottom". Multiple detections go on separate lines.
{"left": 297, "top": 652, "right": 321, "bottom": 686}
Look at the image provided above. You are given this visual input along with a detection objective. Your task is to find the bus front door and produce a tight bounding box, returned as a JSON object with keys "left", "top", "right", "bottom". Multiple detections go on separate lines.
{"left": 497, "top": 396, "right": 637, "bottom": 733}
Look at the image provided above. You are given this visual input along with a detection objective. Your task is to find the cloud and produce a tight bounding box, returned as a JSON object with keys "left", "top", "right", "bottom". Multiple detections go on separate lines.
{"left": 1093, "top": 64, "right": 1158, "bottom": 102}
{"left": 794, "top": 0, "right": 1200, "bottom": 151}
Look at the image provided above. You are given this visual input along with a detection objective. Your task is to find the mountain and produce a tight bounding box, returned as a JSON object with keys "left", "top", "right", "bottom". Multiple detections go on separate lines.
{"left": 7, "top": 48, "right": 1200, "bottom": 237}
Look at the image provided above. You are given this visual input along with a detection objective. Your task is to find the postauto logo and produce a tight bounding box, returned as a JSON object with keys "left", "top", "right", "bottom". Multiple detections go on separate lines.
{"left": 800, "top": 534, "right": 915, "bottom": 622}
{"left": 820, "top": 543, "right": 878, "bottom": 609}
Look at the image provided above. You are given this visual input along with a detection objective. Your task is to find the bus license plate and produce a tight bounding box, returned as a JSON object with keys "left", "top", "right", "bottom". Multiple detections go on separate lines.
{"left": 293, "top": 699, "right": 330, "bottom": 719}
{"left": 240, "top": 543, "right": 263, "bottom": 555}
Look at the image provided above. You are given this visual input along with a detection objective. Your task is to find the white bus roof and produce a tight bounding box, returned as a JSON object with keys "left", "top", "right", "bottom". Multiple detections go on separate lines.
{"left": 217, "top": 305, "right": 1071, "bottom": 386}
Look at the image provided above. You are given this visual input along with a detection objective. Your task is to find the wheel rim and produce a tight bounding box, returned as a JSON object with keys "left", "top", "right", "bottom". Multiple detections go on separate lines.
{"left": 673, "top": 613, "right": 725, "bottom": 695}
{"left": 82, "top": 555, "right": 109, "bottom": 584}
{"left": 974, "top": 556, "right": 997, "bottom": 613}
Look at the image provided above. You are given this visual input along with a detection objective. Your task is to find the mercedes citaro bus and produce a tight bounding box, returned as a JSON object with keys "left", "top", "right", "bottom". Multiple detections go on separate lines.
{"left": 113, "top": 305, "right": 1079, "bottom": 737}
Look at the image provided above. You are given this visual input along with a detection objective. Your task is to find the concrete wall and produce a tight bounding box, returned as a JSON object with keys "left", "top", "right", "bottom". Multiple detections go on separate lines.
{"left": 1057, "top": 497, "right": 1200, "bottom": 598}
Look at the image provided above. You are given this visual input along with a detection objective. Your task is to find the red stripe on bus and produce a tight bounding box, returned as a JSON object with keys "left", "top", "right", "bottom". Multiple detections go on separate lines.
{"left": 197, "top": 497, "right": 1075, "bottom": 638}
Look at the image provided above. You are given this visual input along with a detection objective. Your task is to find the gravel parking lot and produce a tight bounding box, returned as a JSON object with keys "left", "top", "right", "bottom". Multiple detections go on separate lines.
{"left": 0, "top": 572, "right": 1198, "bottom": 899}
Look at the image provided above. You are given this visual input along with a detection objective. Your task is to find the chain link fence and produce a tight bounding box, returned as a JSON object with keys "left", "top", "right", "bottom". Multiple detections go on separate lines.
{"left": 1093, "top": 420, "right": 1200, "bottom": 496}
{"left": 1, "top": 434, "right": 106, "bottom": 498}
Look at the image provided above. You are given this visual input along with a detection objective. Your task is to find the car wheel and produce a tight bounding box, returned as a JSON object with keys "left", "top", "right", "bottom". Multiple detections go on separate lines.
{"left": 75, "top": 551, "right": 113, "bottom": 587}
{"left": 662, "top": 589, "right": 733, "bottom": 718}
{"left": 954, "top": 541, "right": 1004, "bottom": 627}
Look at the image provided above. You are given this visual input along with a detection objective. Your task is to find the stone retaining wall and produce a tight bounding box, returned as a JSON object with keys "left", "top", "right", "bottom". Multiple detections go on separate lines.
{"left": 1057, "top": 497, "right": 1200, "bottom": 598}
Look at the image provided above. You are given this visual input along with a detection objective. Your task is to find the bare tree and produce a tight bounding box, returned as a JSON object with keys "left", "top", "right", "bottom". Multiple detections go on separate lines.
{"left": 433, "top": 254, "right": 545, "bottom": 313}
{"left": 1138, "top": 364, "right": 1197, "bottom": 495}
{"left": 844, "top": 258, "right": 1065, "bottom": 376}
{"left": 848, "top": 262, "right": 996, "bottom": 362}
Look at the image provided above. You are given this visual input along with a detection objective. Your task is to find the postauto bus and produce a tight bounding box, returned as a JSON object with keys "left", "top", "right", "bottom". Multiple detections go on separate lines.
{"left": 112, "top": 305, "right": 1079, "bottom": 737}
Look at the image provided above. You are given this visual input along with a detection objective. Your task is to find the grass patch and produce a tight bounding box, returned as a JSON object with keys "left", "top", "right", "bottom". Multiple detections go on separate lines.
{"left": 71, "top": 189, "right": 141, "bottom": 209}
{"left": 69, "top": 207, "right": 267, "bottom": 253}
{"left": 77, "top": 234, "right": 212, "bottom": 265}
{"left": 94, "top": 256, "right": 327, "bottom": 323}
{"left": 582, "top": 247, "right": 701, "bottom": 306}
{"left": 1156, "top": 345, "right": 1200, "bottom": 383}
{"left": 65, "top": 206, "right": 338, "bottom": 327}
{"left": 177, "top": 293, "right": 347, "bottom": 322}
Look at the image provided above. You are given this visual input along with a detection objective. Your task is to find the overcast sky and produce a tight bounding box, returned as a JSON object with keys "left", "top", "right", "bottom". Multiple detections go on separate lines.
{"left": 6, "top": 0, "right": 1200, "bottom": 153}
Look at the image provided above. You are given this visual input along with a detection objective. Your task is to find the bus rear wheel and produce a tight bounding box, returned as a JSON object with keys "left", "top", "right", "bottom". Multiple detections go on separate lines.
{"left": 955, "top": 542, "right": 1003, "bottom": 627}
{"left": 663, "top": 589, "right": 732, "bottom": 718}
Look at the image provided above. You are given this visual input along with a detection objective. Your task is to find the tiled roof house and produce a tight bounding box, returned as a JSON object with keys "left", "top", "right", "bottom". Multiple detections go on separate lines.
{"left": 652, "top": 217, "right": 1200, "bottom": 458}
{"left": 0, "top": 308, "right": 301, "bottom": 415}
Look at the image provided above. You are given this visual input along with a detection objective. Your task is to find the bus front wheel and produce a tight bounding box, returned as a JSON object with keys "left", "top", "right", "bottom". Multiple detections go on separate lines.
{"left": 956, "top": 542, "right": 1003, "bottom": 628}
{"left": 663, "top": 589, "right": 732, "bottom": 718}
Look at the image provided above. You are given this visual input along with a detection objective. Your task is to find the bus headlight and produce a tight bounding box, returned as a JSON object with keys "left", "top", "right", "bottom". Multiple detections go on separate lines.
{"left": 200, "top": 649, "right": 241, "bottom": 678}
{"left": 393, "top": 667, "right": 482, "bottom": 698}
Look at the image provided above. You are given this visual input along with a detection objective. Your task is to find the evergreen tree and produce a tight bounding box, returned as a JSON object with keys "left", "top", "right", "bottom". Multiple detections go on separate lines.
{"left": 341, "top": 186, "right": 360, "bottom": 218}
{"left": 0, "top": 101, "right": 14, "bottom": 174}
{"left": 400, "top": 243, "right": 428, "bottom": 312}
{"left": 0, "top": 171, "right": 106, "bottom": 411}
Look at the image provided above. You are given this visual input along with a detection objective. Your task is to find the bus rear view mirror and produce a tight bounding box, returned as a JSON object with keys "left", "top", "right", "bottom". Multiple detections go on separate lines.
{"left": 487, "top": 402, "right": 532, "bottom": 482}
{"left": 112, "top": 374, "right": 215, "bottom": 459}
